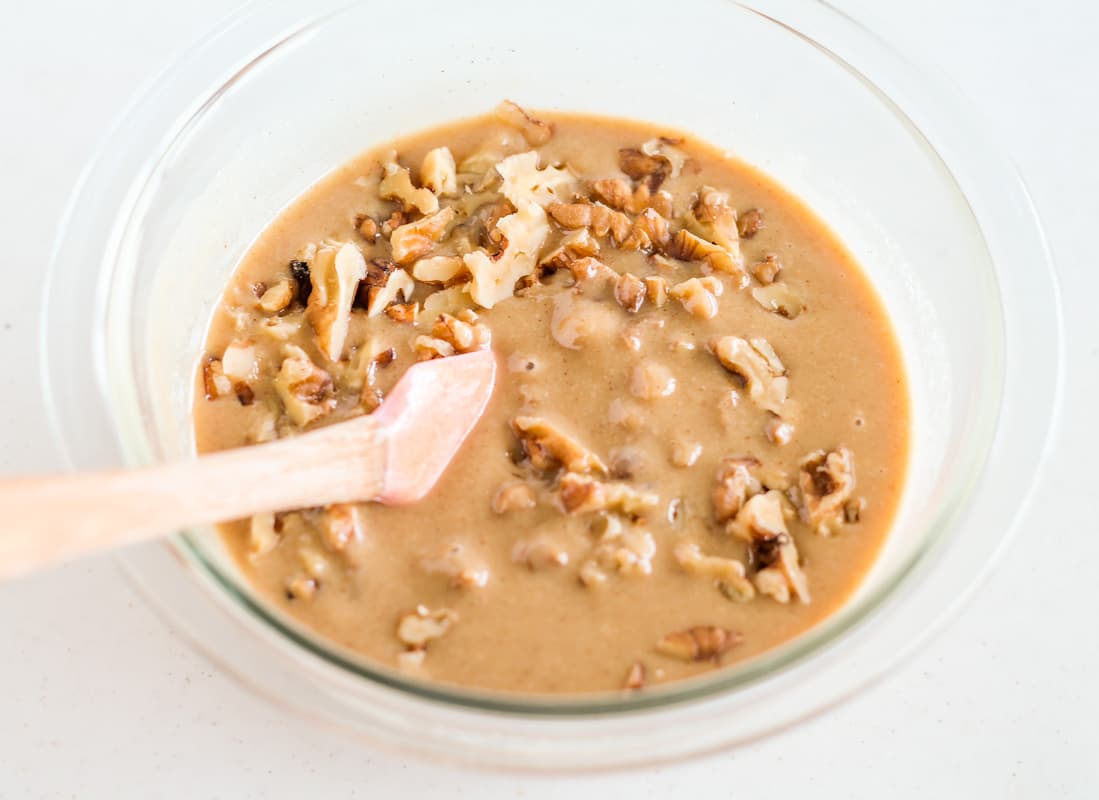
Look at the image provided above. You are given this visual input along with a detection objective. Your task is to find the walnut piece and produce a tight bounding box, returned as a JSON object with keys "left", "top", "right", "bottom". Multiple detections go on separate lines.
{"left": 397, "top": 605, "right": 458, "bottom": 649}
{"left": 320, "top": 503, "right": 365, "bottom": 554}
{"left": 674, "top": 541, "right": 755, "bottom": 602}
{"left": 411, "top": 255, "right": 465, "bottom": 285}
{"left": 712, "top": 456, "right": 762, "bottom": 523}
{"left": 202, "top": 357, "right": 232, "bottom": 400}
{"left": 512, "top": 416, "right": 607, "bottom": 475}
{"left": 512, "top": 535, "right": 570, "bottom": 569}
{"left": 306, "top": 242, "right": 367, "bottom": 361}
{"left": 273, "top": 345, "right": 336, "bottom": 426}
{"left": 366, "top": 268, "right": 416, "bottom": 317}
{"left": 555, "top": 472, "right": 658, "bottom": 516}
{"left": 665, "top": 228, "right": 745, "bottom": 284}
{"left": 420, "top": 544, "right": 489, "bottom": 589}
{"left": 630, "top": 362, "right": 677, "bottom": 400}
{"left": 496, "top": 150, "right": 574, "bottom": 209}
{"left": 495, "top": 100, "right": 554, "bottom": 145}
{"left": 614, "top": 272, "right": 647, "bottom": 313}
{"left": 384, "top": 301, "right": 419, "bottom": 324}
{"left": 420, "top": 146, "right": 458, "bottom": 197}
{"left": 765, "top": 415, "right": 795, "bottom": 446}
{"left": 709, "top": 336, "right": 788, "bottom": 414}
{"left": 644, "top": 275, "right": 668, "bottom": 308}
{"left": 798, "top": 447, "right": 856, "bottom": 536}
{"left": 656, "top": 626, "right": 742, "bottom": 662}
{"left": 670, "top": 276, "right": 721, "bottom": 319}
{"left": 751, "top": 283, "right": 804, "bottom": 319}
{"left": 737, "top": 207, "right": 764, "bottom": 238}
{"left": 670, "top": 440, "right": 703, "bottom": 468}
{"left": 389, "top": 206, "right": 457, "bottom": 265}
{"left": 257, "top": 280, "right": 295, "bottom": 313}
{"left": 412, "top": 335, "right": 455, "bottom": 361}
{"left": 546, "top": 201, "right": 632, "bottom": 243}
{"left": 379, "top": 156, "right": 438, "bottom": 215}
{"left": 580, "top": 515, "right": 657, "bottom": 581}
{"left": 464, "top": 201, "right": 551, "bottom": 308}
{"left": 624, "top": 660, "right": 646, "bottom": 690}
{"left": 539, "top": 228, "right": 601, "bottom": 271}
{"left": 727, "top": 490, "right": 810, "bottom": 603}
{"left": 752, "top": 253, "right": 782, "bottom": 284}
{"left": 430, "top": 311, "right": 491, "bottom": 354}
{"left": 492, "top": 480, "right": 538, "bottom": 513}
{"left": 248, "top": 512, "right": 279, "bottom": 559}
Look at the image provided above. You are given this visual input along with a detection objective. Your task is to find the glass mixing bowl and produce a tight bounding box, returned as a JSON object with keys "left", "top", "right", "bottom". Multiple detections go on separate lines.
{"left": 40, "top": 0, "right": 1061, "bottom": 771}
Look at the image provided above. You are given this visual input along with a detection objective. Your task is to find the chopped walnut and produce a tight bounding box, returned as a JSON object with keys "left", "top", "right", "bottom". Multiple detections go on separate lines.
{"left": 492, "top": 480, "right": 538, "bottom": 513}
{"left": 664, "top": 229, "right": 745, "bottom": 282}
{"left": 420, "top": 544, "right": 489, "bottom": 589}
{"left": 379, "top": 156, "right": 438, "bottom": 215}
{"left": 580, "top": 515, "right": 656, "bottom": 581}
{"left": 752, "top": 253, "right": 782, "bottom": 285}
{"left": 412, "top": 255, "right": 466, "bottom": 285}
{"left": 656, "top": 626, "right": 742, "bottom": 662}
{"left": 306, "top": 242, "right": 367, "bottom": 361}
{"left": 397, "top": 605, "right": 458, "bottom": 648}
{"left": 389, "top": 206, "right": 457, "bottom": 265}
{"left": 670, "top": 276, "right": 720, "bottom": 319}
{"left": 728, "top": 490, "right": 810, "bottom": 603}
{"left": 618, "top": 208, "right": 671, "bottom": 252}
{"left": 298, "top": 546, "right": 330, "bottom": 581}
{"left": 366, "top": 268, "right": 416, "bottom": 318}
{"left": 670, "top": 440, "right": 702, "bottom": 468}
{"left": 385, "top": 301, "right": 419, "bottom": 324}
{"left": 624, "top": 660, "right": 646, "bottom": 690}
{"left": 496, "top": 150, "right": 574, "bottom": 209}
{"left": 221, "top": 339, "right": 257, "bottom": 382}
{"left": 844, "top": 497, "right": 866, "bottom": 524}
{"left": 320, "top": 503, "right": 365, "bottom": 554}
{"left": 248, "top": 512, "right": 279, "bottom": 559}
{"left": 737, "top": 207, "right": 764, "bottom": 238}
{"left": 273, "top": 345, "right": 336, "bottom": 426}
{"left": 495, "top": 100, "right": 554, "bottom": 145}
{"left": 512, "top": 535, "right": 570, "bottom": 569}
{"left": 555, "top": 472, "right": 658, "bottom": 516}
{"left": 614, "top": 272, "right": 647, "bottom": 313}
{"left": 285, "top": 576, "right": 318, "bottom": 601}
{"left": 683, "top": 187, "right": 745, "bottom": 285}
{"left": 644, "top": 275, "right": 668, "bottom": 308}
{"left": 257, "top": 280, "right": 295, "bottom": 313}
{"left": 751, "top": 283, "right": 804, "bottom": 319}
{"left": 640, "top": 137, "right": 688, "bottom": 177}
{"left": 589, "top": 178, "right": 673, "bottom": 217}
{"left": 765, "top": 415, "right": 795, "bottom": 446}
{"left": 709, "top": 336, "right": 788, "bottom": 414}
{"left": 412, "top": 335, "right": 455, "bottom": 361}
{"left": 464, "top": 201, "right": 551, "bottom": 308}
{"left": 512, "top": 416, "right": 607, "bottom": 475}
{"left": 713, "top": 456, "right": 762, "bottom": 523}
{"left": 798, "top": 447, "right": 856, "bottom": 536}
{"left": 357, "top": 215, "right": 379, "bottom": 241}
{"left": 431, "top": 311, "right": 491, "bottom": 354}
{"left": 546, "top": 201, "right": 632, "bottom": 243}
{"left": 630, "top": 362, "right": 677, "bottom": 400}
{"left": 674, "top": 541, "right": 755, "bottom": 602}
{"left": 420, "top": 146, "right": 458, "bottom": 197}
{"left": 539, "top": 228, "right": 601, "bottom": 271}
{"left": 202, "top": 358, "right": 232, "bottom": 400}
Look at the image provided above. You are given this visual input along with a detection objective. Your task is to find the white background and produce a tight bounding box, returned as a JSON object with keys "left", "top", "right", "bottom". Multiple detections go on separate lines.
{"left": 1, "top": 1, "right": 1095, "bottom": 797}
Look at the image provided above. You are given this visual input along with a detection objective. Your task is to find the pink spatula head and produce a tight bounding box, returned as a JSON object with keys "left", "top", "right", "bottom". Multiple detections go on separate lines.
{"left": 370, "top": 349, "right": 497, "bottom": 504}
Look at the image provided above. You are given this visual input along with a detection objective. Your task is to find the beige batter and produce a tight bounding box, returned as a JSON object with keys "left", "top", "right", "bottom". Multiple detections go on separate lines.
{"left": 193, "top": 104, "right": 909, "bottom": 695}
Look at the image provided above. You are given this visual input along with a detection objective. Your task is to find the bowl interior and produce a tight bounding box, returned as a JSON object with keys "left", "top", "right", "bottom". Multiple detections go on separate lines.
{"left": 93, "top": 0, "right": 1000, "bottom": 714}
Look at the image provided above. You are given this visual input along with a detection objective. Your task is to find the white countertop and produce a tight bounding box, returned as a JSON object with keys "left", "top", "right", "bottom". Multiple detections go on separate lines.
{"left": 1, "top": 1, "right": 1095, "bottom": 796}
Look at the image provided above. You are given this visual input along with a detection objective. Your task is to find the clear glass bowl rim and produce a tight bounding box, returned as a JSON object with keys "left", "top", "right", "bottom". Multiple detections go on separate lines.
{"left": 38, "top": 0, "right": 1064, "bottom": 767}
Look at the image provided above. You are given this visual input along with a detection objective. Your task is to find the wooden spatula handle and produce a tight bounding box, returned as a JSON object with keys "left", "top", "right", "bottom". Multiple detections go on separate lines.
{"left": 0, "top": 416, "right": 384, "bottom": 580}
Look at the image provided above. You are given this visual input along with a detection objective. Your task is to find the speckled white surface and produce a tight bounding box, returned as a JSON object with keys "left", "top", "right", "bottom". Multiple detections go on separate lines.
{"left": 0, "top": 1, "right": 1095, "bottom": 796}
